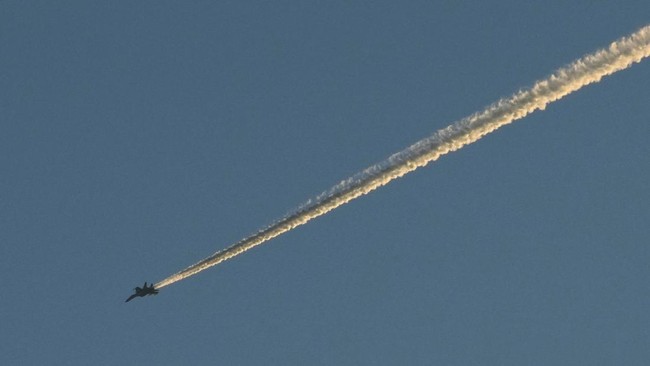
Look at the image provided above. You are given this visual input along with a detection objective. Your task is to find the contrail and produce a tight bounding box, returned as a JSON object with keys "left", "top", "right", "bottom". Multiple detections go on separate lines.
{"left": 155, "top": 25, "right": 650, "bottom": 289}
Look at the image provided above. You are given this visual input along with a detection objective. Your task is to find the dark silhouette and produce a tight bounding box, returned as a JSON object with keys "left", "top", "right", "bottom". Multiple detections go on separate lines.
{"left": 125, "top": 282, "right": 159, "bottom": 302}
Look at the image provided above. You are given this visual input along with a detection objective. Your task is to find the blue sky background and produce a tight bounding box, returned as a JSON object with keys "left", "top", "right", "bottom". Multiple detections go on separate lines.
{"left": 2, "top": 2, "right": 649, "bottom": 365}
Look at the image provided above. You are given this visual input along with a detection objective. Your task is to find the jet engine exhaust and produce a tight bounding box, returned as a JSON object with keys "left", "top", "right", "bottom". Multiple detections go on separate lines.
{"left": 154, "top": 24, "right": 650, "bottom": 290}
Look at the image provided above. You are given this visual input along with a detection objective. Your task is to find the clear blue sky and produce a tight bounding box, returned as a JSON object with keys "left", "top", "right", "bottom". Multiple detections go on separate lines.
{"left": 2, "top": 2, "right": 649, "bottom": 365}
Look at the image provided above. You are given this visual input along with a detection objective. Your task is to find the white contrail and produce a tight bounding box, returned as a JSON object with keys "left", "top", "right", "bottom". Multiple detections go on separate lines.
{"left": 155, "top": 25, "right": 650, "bottom": 289}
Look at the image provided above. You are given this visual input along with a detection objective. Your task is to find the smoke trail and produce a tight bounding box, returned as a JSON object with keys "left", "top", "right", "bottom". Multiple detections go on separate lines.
{"left": 156, "top": 25, "right": 650, "bottom": 289}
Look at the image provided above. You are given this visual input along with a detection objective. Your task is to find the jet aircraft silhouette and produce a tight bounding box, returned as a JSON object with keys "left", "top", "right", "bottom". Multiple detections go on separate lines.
{"left": 125, "top": 282, "right": 159, "bottom": 302}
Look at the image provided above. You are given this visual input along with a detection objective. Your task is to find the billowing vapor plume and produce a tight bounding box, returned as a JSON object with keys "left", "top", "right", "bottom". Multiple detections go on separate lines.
{"left": 155, "top": 25, "right": 650, "bottom": 289}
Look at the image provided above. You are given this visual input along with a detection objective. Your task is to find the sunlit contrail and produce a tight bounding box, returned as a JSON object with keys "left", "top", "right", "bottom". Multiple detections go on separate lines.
{"left": 155, "top": 25, "right": 650, "bottom": 289}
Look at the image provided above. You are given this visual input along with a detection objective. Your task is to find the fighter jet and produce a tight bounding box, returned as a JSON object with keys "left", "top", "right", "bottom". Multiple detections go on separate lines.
{"left": 125, "top": 282, "right": 159, "bottom": 302}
